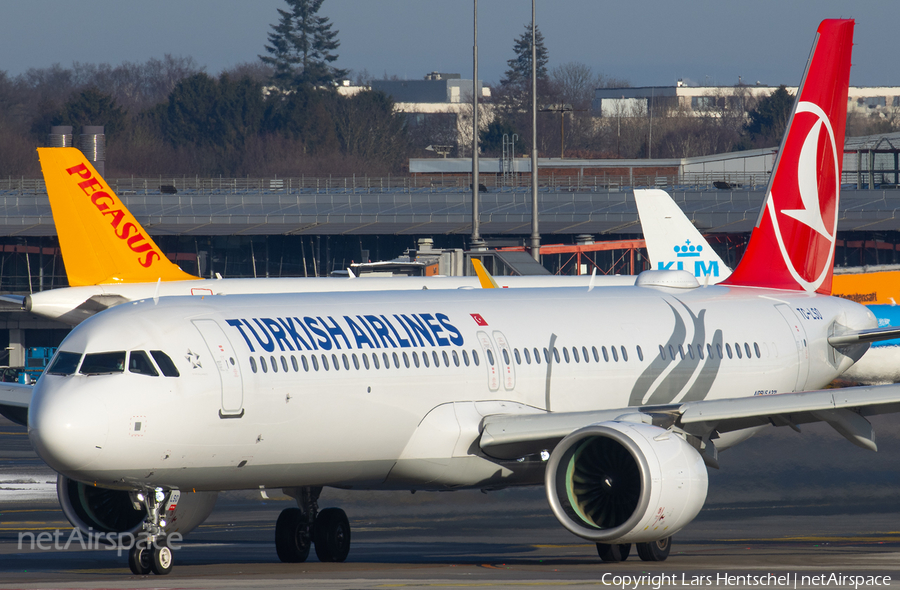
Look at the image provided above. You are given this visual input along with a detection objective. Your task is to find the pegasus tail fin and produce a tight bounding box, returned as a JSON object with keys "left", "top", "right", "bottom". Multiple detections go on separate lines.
{"left": 723, "top": 19, "right": 854, "bottom": 294}
{"left": 38, "top": 148, "right": 198, "bottom": 286}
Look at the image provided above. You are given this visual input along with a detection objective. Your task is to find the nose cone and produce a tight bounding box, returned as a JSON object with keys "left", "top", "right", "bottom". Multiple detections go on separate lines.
{"left": 29, "top": 377, "right": 108, "bottom": 475}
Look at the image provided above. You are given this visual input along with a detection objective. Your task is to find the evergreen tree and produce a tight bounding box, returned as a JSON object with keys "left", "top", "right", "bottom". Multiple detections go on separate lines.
{"left": 52, "top": 88, "right": 127, "bottom": 136}
{"left": 743, "top": 85, "right": 795, "bottom": 148}
{"left": 501, "top": 23, "right": 548, "bottom": 88}
{"left": 259, "top": 0, "right": 348, "bottom": 89}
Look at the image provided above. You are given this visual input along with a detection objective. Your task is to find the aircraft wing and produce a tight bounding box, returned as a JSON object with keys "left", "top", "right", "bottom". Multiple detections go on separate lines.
{"left": 0, "top": 382, "right": 33, "bottom": 426}
{"left": 480, "top": 384, "right": 900, "bottom": 461}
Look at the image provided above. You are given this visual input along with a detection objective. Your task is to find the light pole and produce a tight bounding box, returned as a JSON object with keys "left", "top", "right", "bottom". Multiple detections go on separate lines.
{"left": 529, "top": 0, "right": 541, "bottom": 261}
{"left": 470, "top": 0, "right": 485, "bottom": 250}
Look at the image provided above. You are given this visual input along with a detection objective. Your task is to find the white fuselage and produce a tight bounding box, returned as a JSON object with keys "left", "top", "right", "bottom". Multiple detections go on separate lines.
{"left": 27, "top": 282, "right": 874, "bottom": 495}
{"left": 25, "top": 275, "right": 629, "bottom": 325}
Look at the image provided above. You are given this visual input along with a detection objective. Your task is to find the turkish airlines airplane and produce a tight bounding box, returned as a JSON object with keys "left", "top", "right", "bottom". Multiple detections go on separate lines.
{"left": 24, "top": 151, "right": 727, "bottom": 324}
{"left": 21, "top": 19, "right": 895, "bottom": 576}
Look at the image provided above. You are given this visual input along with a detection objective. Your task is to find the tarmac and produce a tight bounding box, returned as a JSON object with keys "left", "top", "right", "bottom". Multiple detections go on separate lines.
{"left": 3, "top": 413, "right": 900, "bottom": 589}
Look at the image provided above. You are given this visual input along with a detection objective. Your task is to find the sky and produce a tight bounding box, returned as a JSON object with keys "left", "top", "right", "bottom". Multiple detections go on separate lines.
{"left": 0, "top": 0, "right": 896, "bottom": 89}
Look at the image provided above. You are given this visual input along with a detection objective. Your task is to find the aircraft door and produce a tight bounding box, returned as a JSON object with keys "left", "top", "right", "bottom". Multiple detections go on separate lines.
{"left": 775, "top": 304, "right": 809, "bottom": 391}
{"left": 491, "top": 331, "right": 516, "bottom": 390}
{"left": 193, "top": 319, "right": 244, "bottom": 417}
{"left": 476, "top": 331, "right": 500, "bottom": 392}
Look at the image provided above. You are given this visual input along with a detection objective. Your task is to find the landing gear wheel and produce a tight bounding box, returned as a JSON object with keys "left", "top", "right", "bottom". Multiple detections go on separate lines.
{"left": 150, "top": 542, "right": 174, "bottom": 575}
{"left": 313, "top": 507, "right": 351, "bottom": 562}
{"left": 596, "top": 542, "right": 631, "bottom": 562}
{"left": 128, "top": 544, "right": 152, "bottom": 575}
{"left": 636, "top": 537, "right": 671, "bottom": 562}
{"left": 276, "top": 507, "right": 312, "bottom": 563}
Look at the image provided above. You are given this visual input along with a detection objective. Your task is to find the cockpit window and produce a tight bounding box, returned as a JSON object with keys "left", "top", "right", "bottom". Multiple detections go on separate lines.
{"left": 46, "top": 351, "right": 82, "bottom": 375}
{"left": 80, "top": 352, "right": 126, "bottom": 375}
{"left": 128, "top": 351, "right": 159, "bottom": 376}
{"left": 150, "top": 351, "right": 180, "bottom": 377}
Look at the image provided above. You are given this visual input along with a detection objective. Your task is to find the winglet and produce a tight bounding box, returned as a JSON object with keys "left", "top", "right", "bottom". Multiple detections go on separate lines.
{"left": 471, "top": 258, "right": 500, "bottom": 289}
{"left": 723, "top": 19, "right": 854, "bottom": 294}
{"left": 38, "top": 148, "right": 198, "bottom": 286}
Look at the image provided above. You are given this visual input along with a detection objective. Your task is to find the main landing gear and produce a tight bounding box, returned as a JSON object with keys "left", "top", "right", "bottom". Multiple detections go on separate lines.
{"left": 276, "top": 487, "right": 351, "bottom": 563}
{"left": 597, "top": 537, "right": 671, "bottom": 563}
{"left": 128, "top": 488, "right": 178, "bottom": 575}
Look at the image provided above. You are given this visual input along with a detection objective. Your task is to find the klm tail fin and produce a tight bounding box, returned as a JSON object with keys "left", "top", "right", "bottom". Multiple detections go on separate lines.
{"left": 38, "top": 148, "right": 198, "bottom": 286}
{"left": 634, "top": 189, "right": 731, "bottom": 284}
{"left": 723, "top": 19, "right": 854, "bottom": 294}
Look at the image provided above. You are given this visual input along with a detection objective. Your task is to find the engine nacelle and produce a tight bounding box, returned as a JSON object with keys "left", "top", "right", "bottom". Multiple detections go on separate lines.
{"left": 58, "top": 475, "right": 217, "bottom": 537}
{"left": 545, "top": 421, "right": 707, "bottom": 543}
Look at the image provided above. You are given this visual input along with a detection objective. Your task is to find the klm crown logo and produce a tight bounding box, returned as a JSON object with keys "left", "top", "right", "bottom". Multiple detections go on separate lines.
{"left": 675, "top": 240, "right": 702, "bottom": 258}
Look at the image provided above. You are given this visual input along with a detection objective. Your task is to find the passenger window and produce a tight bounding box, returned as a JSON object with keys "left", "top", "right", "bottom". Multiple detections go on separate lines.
{"left": 735, "top": 343, "right": 742, "bottom": 359}
{"left": 602, "top": 346, "right": 609, "bottom": 362}
{"left": 47, "top": 351, "right": 82, "bottom": 375}
{"left": 637, "top": 346, "right": 643, "bottom": 361}
{"left": 373, "top": 353, "right": 380, "bottom": 369}
{"left": 611, "top": 347, "right": 618, "bottom": 362}
{"left": 668, "top": 345, "right": 675, "bottom": 359}
{"left": 393, "top": 352, "right": 400, "bottom": 368}
{"left": 150, "top": 351, "right": 180, "bottom": 377}
{"left": 726, "top": 343, "right": 733, "bottom": 359}
{"left": 280, "top": 356, "right": 288, "bottom": 372}
{"left": 697, "top": 344, "right": 704, "bottom": 360}
{"left": 754, "top": 342, "right": 761, "bottom": 358}
{"left": 592, "top": 346, "right": 599, "bottom": 362}
{"left": 442, "top": 351, "right": 449, "bottom": 367}
{"left": 514, "top": 349, "right": 521, "bottom": 364}
{"left": 128, "top": 351, "right": 159, "bottom": 376}
{"left": 413, "top": 352, "right": 421, "bottom": 368}
{"left": 487, "top": 349, "right": 495, "bottom": 366}
{"left": 311, "top": 355, "right": 319, "bottom": 371}
{"left": 553, "top": 348, "right": 560, "bottom": 363}
{"left": 382, "top": 352, "right": 390, "bottom": 369}
{"left": 524, "top": 348, "right": 531, "bottom": 364}
{"left": 402, "top": 352, "right": 410, "bottom": 368}
{"left": 745, "top": 343, "right": 752, "bottom": 358}
{"left": 453, "top": 350, "right": 460, "bottom": 366}
{"left": 572, "top": 347, "right": 579, "bottom": 363}
{"left": 678, "top": 345, "right": 685, "bottom": 360}
{"left": 332, "top": 354, "right": 340, "bottom": 370}
{"left": 361, "top": 354, "right": 369, "bottom": 370}
{"left": 621, "top": 346, "right": 628, "bottom": 362}
{"left": 502, "top": 349, "right": 510, "bottom": 365}
{"left": 271, "top": 356, "right": 278, "bottom": 372}
{"left": 261, "top": 356, "right": 268, "bottom": 373}
{"left": 352, "top": 354, "right": 360, "bottom": 370}
{"left": 81, "top": 351, "right": 126, "bottom": 375}
{"left": 562, "top": 348, "right": 570, "bottom": 363}
{"left": 321, "top": 355, "right": 329, "bottom": 370}
{"left": 250, "top": 357, "right": 258, "bottom": 373}
{"left": 534, "top": 348, "right": 541, "bottom": 364}
{"left": 462, "top": 350, "right": 470, "bottom": 366}
{"left": 291, "top": 356, "right": 299, "bottom": 372}
{"left": 473, "top": 350, "right": 480, "bottom": 366}
{"left": 302, "top": 356, "right": 309, "bottom": 372}
{"left": 659, "top": 345, "right": 666, "bottom": 360}
{"left": 582, "top": 346, "right": 589, "bottom": 363}
{"left": 687, "top": 345, "right": 694, "bottom": 360}
{"left": 716, "top": 343, "right": 723, "bottom": 359}
{"left": 342, "top": 354, "right": 350, "bottom": 370}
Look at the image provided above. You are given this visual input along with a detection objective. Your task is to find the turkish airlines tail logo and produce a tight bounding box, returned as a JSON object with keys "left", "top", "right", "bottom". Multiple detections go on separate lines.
{"left": 724, "top": 19, "right": 854, "bottom": 295}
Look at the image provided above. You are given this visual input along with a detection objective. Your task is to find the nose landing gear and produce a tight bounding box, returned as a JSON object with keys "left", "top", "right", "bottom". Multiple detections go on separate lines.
{"left": 127, "top": 487, "right": 178, "bottom": 575}
{"left": 277, "top": 487, "right": 351, "bottom": 563}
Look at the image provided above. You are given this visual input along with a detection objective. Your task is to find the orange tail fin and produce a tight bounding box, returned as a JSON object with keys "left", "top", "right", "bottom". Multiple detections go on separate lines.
{"left": 723, "top": 19, "right": 853, "bottom": 294}
{"left": 38, "top": 148, "right": 198, "bottom": 286}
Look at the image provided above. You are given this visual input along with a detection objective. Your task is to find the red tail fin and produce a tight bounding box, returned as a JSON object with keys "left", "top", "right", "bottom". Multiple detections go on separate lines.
{"left": 724, "top": 19, "right": 853, "bottom": 294}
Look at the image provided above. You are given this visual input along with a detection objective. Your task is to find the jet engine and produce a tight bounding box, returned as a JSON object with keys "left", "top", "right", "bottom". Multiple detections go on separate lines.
{"left": 545, "top": 421, "right": 707, "bottom": 543}
{"left": 57, "top": 475, "right": 217, "bottom": 537}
